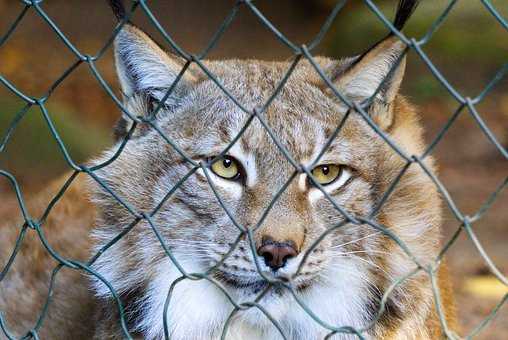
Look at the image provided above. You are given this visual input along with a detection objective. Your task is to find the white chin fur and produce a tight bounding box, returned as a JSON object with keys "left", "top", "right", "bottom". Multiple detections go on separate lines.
{"left": 133, "top": 255, "right": 370, "bottom": 340}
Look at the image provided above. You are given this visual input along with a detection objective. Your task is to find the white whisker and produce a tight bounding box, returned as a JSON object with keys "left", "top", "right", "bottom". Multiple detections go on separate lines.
{"left": 328, "top": 249, "right": 392, "bottom": 257}
{"left": 329, "top": 232, "right": 382, "bottom": 249}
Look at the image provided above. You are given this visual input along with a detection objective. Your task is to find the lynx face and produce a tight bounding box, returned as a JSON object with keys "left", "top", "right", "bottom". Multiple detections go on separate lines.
{"left": 89, "top": 25, "right": 441, "bottom": 339}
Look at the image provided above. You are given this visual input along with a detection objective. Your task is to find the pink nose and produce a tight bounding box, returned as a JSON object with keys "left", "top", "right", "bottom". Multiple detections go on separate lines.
{"left": 257, "top": 240, "right": 298, "bottom": 271}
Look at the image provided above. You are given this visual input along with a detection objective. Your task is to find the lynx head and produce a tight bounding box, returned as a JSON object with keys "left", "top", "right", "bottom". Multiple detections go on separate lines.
{"left": 89, "top": 15, "right": 440, "bottom": 340}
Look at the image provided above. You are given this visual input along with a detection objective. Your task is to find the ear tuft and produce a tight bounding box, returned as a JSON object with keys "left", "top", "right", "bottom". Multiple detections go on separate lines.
{"left": 393, "top": 0, "right": 420, "bottom": 31}
{"left": 108, "top": 0, "right": 126, "bottom": 21}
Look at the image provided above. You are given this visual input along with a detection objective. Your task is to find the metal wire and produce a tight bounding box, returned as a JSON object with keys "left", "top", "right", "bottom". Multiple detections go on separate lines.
{"left": 0, "top": 0, "right": 506, "bottom": 339}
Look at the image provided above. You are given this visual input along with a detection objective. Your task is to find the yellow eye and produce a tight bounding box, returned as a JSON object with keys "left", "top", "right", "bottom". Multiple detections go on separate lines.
{"left": 210, "top": 156, "right": 240, "bottom": 180}
{"left": 311, "top": 164, "right": 342, "bottom": 185}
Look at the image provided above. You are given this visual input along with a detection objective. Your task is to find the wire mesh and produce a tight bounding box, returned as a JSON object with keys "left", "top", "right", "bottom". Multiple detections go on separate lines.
{"left": 0, "top": 0, "right": 506, "bottom": 339}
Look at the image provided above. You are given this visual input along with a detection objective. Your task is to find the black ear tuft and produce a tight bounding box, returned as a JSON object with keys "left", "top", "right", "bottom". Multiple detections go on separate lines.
{"left": 393, "top": 0, "right": 420, "bottom": 31}
{"left": 108, "top": 0, "right": 127, "bottom": 21}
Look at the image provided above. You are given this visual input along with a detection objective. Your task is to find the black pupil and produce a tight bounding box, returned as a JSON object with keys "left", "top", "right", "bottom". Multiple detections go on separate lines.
{"left": 322, "top": 166, "right": 329, "bottom": 175}
{"left": 223, "top": 159, "right": 232, "bottom": 168}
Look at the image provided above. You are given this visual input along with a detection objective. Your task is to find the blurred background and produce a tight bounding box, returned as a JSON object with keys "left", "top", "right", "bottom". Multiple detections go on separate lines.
{"left": 0, "top": 0, "right": 506, "bottom": 337}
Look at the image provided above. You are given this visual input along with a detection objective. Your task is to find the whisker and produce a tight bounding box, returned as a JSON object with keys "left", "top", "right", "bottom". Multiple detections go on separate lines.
{"left": 328, "top": 249, "right": 392, "bottom": 257}
{"left": 329, "top": 232, "right": 382, "bottom": 249}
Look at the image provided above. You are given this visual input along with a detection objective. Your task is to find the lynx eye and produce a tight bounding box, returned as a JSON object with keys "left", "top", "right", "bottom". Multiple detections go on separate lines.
{"left": 311, "top": 164, "right": 342, "bottom": 185}
{"left": 210, "top": 156, "right": 240, "bottom": 180}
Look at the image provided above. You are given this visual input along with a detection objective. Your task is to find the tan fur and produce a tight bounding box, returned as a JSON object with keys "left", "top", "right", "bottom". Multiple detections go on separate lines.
{"left": 0, "top": 175, "right": 96, "bottom": 339}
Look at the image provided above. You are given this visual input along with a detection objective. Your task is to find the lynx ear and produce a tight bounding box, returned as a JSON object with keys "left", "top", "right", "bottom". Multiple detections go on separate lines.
{"left": 334, "top": 0, "right": 419, "bottom": 104}
{"left": 328, "top": 0, "right": 418, "bottom": 129}
{"left": 114, "top": 24, "right": 196, "bottom": 109}
{"left": 334, "top": 36, "right": 407, "bottom": 105}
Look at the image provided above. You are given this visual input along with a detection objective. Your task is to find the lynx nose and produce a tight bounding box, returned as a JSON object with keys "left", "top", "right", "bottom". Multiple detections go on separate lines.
{"left": 257, "top": 239, "right": 298, "bottom": 271}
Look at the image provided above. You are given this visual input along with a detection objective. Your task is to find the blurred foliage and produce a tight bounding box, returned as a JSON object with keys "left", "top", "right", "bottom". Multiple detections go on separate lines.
{"left": 328, "top": 1, "right": 507, "bottom": 61}
{"left": 0, "top": 97, "right": 111, "bottom": 186}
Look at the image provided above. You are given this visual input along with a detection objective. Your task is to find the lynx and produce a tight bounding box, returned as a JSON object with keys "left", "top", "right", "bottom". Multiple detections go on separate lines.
{"left": 0, "top": 0, "right": 456, "bottom": 339}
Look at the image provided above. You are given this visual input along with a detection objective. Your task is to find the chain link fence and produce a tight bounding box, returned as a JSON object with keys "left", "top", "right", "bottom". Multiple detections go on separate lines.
{"left": 0, "top": 0, "right": 506, "bottom": 339}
